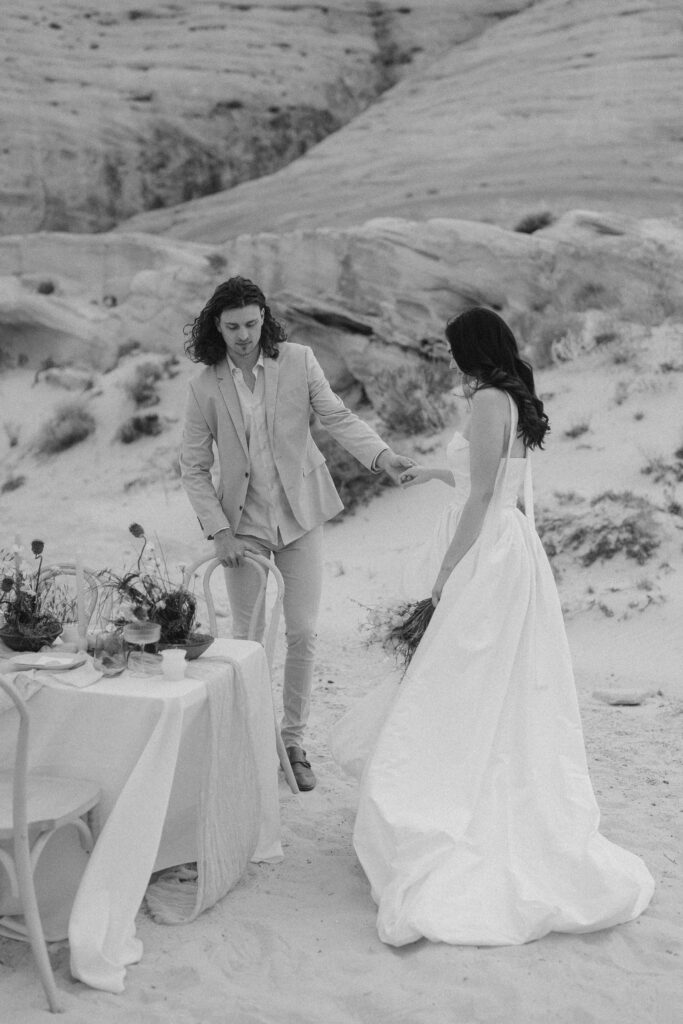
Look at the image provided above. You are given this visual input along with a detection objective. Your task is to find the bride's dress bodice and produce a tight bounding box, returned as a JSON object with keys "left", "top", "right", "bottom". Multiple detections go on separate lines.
{"left": 404, "top": 429, "right": 527, "bottom": 600}
{"left": 447, "top": 431, "right": 526, "bottom": 511}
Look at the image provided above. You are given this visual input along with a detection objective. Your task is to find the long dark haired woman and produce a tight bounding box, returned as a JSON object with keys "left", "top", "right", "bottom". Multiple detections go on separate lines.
{"left": 445, "top": 306, "right": 549, "bottom": 449}
{"left": 338, "top": 306, "right": 654, "bottom": 949}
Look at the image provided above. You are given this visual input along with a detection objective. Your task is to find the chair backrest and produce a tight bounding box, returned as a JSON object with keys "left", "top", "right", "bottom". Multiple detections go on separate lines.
{"left": 41, "top": 563, "right": 104, "bottom": 635}
{"left": 182, "top": 553, "right": 284, "bottom": 670}
{"left": 0, "top": 675, "right": 31, "bottom": 843}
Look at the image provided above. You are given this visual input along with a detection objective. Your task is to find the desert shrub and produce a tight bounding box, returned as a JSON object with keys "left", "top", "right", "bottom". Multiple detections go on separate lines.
{"left": 373, "top": 362, "right": 455, "bottom": 435}
{"left": 641, "top": 448, "right": 683, "bottom": 485}
{"left": 572, "top": 282, "right": 616, "bottom": 311}
{"left": 563, "top": 420, "right": 590, "bottom": 440}
{"left": 117, "top": 413, "right": 163, "bottom": 444}
{"left": 311, "top": 427, "right": 392, "bottom": 516}
{"left": 537, "top": 490, "right": 661, "bottom": 567}
{"left": 124, "top": 360, "right": 164, "bottom": 406}
{"left": 514, "top": 210, "right": 554, "bottom": 234}
{"left": 205, "top": 252, "right": 228, "bottom": 273}
{"left": 34, "top": 401, "right": 96, "bottom": 454}
{"left": 1, "top": 474, "right": 26, "bottom": 493}
{"left": 525, "top": 311, "right": 581, "bottom": 368}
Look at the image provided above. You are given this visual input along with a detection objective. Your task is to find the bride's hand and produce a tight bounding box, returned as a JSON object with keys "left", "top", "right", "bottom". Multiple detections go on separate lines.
{"left": 399, "top": 465, "right": 431, "bottom": 488}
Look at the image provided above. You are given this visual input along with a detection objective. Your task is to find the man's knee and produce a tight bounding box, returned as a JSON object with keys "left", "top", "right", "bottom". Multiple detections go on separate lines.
{"left": 284, "top": 626, "right": 317, "bottom": 654}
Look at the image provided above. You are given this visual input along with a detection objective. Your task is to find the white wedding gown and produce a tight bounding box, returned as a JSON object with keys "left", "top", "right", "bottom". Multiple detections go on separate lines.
{"left": 342, "top": 395, "right": 654, "bottom": 947}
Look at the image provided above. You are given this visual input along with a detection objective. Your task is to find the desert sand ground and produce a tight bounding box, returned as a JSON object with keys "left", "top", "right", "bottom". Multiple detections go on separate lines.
{"left": 0, "top": 328, "right": 681, "bottom": 1023}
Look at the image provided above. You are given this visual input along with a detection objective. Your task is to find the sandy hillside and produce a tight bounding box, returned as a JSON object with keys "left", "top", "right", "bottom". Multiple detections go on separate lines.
{"left": 0, "top": 322, "right": 681, "bottom": 1023}
{"left": 122, "top": 0, "right": 683, "bottom": 241}
{"left": 0, "top": 0, "right": 512, "bottom": 235}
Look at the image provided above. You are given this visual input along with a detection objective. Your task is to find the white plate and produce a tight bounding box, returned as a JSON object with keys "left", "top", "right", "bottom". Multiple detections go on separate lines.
{"left": 7, "top": 651, "right": 87, "bottom": 672}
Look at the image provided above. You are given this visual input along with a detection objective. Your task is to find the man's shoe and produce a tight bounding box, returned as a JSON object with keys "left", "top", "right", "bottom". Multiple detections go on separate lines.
{"left": 286, "top": 746, "right": 317, "bottom": 791}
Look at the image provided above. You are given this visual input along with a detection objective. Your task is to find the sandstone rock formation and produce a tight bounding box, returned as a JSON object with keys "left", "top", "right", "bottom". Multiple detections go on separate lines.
{"left": 7, "top": 1, "right": 682, "bottom": 243}
{"left": 122, "top": 0, "right": 683, "bottom": 242}
{"left": 2, "top": 0, "right": 520, "bottom": 236}
{"left": 2, "top": 211, "right": 682, "bottom": 403}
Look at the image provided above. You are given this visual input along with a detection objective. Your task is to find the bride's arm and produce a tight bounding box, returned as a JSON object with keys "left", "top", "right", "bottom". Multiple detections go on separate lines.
{"left": 431, "top": 390, "right": 506, "bottom": 604}
{"left": 399, "top": 466, "right": 455, "bottom": 488}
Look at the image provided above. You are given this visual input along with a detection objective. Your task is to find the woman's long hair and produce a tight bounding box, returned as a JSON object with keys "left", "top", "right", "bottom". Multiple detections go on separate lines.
{"left": 184, "top": 276, "right": 287, "bottom": 365}
{"left": 445, "top": 307, "right": 549, "bottom": 449}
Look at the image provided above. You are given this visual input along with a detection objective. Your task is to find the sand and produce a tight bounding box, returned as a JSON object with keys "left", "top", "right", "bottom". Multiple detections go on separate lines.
{"left": 0, "top": 339, "right": 682, "bottom": 1023}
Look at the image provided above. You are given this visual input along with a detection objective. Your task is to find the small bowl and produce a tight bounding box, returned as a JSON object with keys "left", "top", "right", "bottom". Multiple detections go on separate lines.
{"left": 158, "top": 633, "right": 214, "bottom": 661}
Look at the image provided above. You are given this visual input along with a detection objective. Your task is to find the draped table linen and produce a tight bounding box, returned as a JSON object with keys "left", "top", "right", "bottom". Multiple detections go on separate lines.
{"left": 0, "top": 638, "right": 282, "bottom": 993}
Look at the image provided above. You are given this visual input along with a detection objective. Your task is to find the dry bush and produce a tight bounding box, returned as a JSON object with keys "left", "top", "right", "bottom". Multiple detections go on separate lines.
{"left": 524, "top": 311, "right": 582, "bottom": 368}
{"left": 641, "top": 446, "right": 683, "bottom": 485}
{"left": 563, "top": 420, "right": 590, "bottom": 440}
{"left": 571, "top": 282, "right": 618, "bottom": 312}
{"left": 373, "top": 361, "right": 455, "bottom": 435}
{"left": 34, "top": 401, "right": 96, "bottom": 454}
{"left": 124, "top": 361, "right": 164, "bottom": 406}
{"left": 205, "top": 252, "right": 228, "bottom": 273}
{"left": 1, "top": 474, "right": 26, "bottom": 493}
{"left": 537, "top": 490, "right": 662, "bottom": 567}
{"left": 116, "top": 413, "right": 164, "bottom": 444}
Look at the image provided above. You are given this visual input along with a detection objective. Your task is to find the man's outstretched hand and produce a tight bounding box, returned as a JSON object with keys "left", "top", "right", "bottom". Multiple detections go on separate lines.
{"left": 376, "top": 449, "right": 416, "bottom": 485}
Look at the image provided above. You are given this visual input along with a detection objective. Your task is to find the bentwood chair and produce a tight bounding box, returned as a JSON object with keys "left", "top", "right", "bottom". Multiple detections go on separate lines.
{"left": 182, "top": 553, "right": 299, "bottom": 794}
{"left": 0, "top": 674, "right": 101, "bottom": 1013}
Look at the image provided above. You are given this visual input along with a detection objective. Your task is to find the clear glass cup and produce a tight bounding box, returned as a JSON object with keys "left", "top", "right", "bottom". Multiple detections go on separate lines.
{"left": 93, "top": 631, "right": 126, "bottom": 677}
{"left": 123, "top": 621, "right": 162, "bottom": 677}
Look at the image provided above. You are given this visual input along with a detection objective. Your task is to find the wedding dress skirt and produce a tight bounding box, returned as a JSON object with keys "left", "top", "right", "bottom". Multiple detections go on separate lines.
{"left": 342, "top": 404, "right": 654, "bottom": 947}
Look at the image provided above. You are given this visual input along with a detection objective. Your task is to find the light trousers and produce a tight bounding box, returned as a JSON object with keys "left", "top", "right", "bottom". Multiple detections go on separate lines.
{"left": 223, "top": 526, "right": 323, "bottom": 749}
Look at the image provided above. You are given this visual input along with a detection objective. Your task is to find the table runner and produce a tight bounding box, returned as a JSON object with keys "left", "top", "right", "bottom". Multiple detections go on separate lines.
{"left": 144, "top": 653, "right": 262, "bottom": 923}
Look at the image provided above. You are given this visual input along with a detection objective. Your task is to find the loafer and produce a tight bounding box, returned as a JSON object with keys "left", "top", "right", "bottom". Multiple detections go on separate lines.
{"left": 286, "top": 745, "right": 317, "bottom": 791}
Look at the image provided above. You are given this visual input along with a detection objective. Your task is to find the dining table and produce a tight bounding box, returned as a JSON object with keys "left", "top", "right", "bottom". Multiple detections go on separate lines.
{"left": 0, "top": 637, "right": 283, "bottom": 994}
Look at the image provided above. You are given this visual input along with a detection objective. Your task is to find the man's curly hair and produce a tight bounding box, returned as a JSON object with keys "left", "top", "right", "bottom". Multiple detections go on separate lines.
{"left": 184, "top": 276, "right": 287, "bottom": 365}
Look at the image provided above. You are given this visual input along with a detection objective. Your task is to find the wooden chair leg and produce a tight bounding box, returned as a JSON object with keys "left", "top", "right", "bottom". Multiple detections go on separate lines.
{"left": 14, "top": 835, "right": 64, "bottom": 1013}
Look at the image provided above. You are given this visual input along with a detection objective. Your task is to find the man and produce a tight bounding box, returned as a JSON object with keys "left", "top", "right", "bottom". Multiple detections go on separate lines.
{"left": 180, "top": 277, "right": 413, "bottom": 791}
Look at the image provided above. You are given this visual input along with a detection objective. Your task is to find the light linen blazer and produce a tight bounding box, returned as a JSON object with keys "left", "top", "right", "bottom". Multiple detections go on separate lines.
{"left": 180, "top": 342, "right": 388, "bottom": 539}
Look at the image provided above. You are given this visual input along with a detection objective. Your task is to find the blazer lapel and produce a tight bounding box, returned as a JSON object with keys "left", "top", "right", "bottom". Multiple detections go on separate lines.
{"left": 214, "top": 360, "right": 248, "bottom": 457}
{"left": 264, "top": 354, "right": 280, "bottom": 445}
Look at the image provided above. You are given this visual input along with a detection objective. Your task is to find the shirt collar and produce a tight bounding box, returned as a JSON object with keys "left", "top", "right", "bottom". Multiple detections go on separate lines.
{"left": 227, "top": 349, "right": 264, "bottom": 377}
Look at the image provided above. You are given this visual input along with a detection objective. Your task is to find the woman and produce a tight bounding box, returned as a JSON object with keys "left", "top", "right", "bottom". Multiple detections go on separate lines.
{"left": 349, "top": 307, "right": 654, "bottom": 947}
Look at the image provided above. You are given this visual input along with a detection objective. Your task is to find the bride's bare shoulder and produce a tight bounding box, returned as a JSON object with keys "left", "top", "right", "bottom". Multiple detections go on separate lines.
{"left": 471, "top": 388, "right": 509, "bottom": 416}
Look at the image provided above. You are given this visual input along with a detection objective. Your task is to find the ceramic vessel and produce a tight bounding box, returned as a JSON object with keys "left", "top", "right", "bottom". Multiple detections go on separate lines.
{"left": 0, "top": 621, "right": 62, "bottom": 652}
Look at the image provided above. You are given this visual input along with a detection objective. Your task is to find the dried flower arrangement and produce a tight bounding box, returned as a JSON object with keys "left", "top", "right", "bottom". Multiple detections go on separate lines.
{"left": 0, "top": 540, "right": 63, "bottom": 651}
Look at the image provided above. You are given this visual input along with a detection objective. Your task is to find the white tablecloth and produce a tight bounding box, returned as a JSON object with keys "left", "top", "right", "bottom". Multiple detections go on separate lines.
{"left": 0, "top": 639, "right": 282, "bottom": 993}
